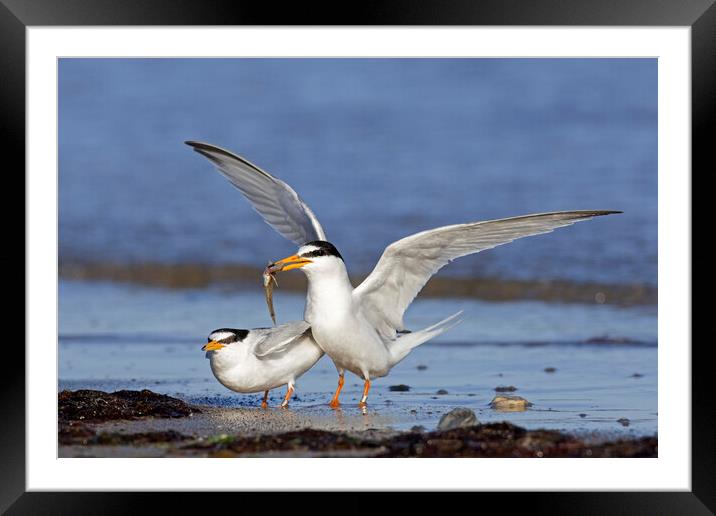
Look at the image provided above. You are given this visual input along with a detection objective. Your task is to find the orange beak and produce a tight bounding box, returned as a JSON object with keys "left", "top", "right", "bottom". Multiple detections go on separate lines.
{"left": 202, "top": 340, "right": 225, "bottom": 351}
{"left": 266, "top": 254, "right": 312, "bottom": 274}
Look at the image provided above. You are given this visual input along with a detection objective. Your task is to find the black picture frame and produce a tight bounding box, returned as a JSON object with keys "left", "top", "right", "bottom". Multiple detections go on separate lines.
{"left": 4, "top": 0, "right": 706, "bottom": 512}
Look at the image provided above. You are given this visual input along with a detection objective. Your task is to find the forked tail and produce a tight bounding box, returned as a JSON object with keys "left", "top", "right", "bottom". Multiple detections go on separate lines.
{"left": 388, "top": 311, "right": 463, "bottom": 367}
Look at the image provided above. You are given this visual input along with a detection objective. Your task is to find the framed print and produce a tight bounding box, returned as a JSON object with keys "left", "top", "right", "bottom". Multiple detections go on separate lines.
{"left": 5, "top": 0, "right": 706, "bottom": 512}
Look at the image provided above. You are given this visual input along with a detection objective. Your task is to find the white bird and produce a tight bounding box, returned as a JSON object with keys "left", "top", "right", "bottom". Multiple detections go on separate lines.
{"left": 203, "top": 322, "right": 323, "bottom": 408}
{"left": 187, "top": 141, "right": 620, "bottom": 408}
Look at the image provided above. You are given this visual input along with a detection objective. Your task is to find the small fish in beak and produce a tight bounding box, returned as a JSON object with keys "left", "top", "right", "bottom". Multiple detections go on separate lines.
{"left": 263, "top": 264, "right": 279, "bottom": 326}
{"left": 262, "top": 254, "right": 312, "bottom": 325}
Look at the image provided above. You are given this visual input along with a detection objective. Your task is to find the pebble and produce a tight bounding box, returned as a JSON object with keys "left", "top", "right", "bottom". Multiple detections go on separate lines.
{"left": 389, "top": 384, "right": 410, "bottom": 392}
{"left": 489, "top": 395, "right": 532, "bottom": 412}
{"left": 437, "top": 407, "right": 479, "bottom": 431}
{"left": 494, "top": 385, "right": 517, "bottom": 392}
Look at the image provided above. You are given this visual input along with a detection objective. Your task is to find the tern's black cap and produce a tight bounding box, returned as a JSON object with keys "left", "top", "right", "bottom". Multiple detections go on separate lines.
{"left": 302, "top": 241, "right": 343, "bottom": 261}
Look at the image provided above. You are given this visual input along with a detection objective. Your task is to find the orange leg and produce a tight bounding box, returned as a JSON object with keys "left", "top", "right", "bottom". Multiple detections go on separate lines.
{"left": 280, "top": 385, "right": 294, "bottom": 408}
{"left": 329, "top": 374, "right": 345, "bottom": 408}
{"left": 261, "top": 390, "right": 269, "bottom": 409}
{"left": 358, "top": 379, "right": 371, "bottom": 408}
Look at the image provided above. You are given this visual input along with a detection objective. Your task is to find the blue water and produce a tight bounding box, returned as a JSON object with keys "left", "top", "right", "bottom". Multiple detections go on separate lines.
{"left": 59, "top": 58, "right": 657, "bottom": 286}
{"left": 58, "top": 280, "right": 657, "bottom": 435}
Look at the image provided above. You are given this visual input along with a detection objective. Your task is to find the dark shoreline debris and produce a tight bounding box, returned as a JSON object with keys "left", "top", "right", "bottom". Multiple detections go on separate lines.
{"left": 182, "top": 422, "right": 657, "bottom": 458}
{"left": 61, "top": 422, "right": 658, "bottom": 458}
{"left": 59, "top": 389, "right": 199, "bottom": 446}
{"left": 59, "top": 389, "right": 197, "bottom": 423}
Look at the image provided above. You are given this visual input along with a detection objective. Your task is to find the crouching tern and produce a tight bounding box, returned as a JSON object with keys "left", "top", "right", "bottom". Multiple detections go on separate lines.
{"left": 203, "top": 321, "right": 323, "bottom": 408}
{"left": 187, "top": 141, "right": 620, "bottom": 408}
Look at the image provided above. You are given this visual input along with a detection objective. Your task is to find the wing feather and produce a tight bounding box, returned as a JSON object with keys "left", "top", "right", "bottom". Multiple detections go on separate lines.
{"left": 353, "top": 210, "right": 620, "bottom": 340}
{"left": 251, "top": 321, "right": 313, "bottom": 358}
{"left": 186, "top": 141, "right": 326, "bottom": 245}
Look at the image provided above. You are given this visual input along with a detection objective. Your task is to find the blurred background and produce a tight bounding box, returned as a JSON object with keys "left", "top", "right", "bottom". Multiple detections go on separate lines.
{"left": 58, "top": 59, "right": 658, "bottom": 435}
{"left": 59, "top": 58, "right": 656, "bottom": 287}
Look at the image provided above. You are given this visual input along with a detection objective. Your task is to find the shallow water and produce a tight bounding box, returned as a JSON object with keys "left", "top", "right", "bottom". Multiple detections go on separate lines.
{"left": 59, "top": 58, "right": 656, "bottom": 286}
{"left": 59, "top": 281, "right": 657, "bottom": 437}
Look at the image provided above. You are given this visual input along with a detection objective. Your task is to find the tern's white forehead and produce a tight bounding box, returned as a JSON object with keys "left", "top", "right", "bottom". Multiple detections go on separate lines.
{"left": 298, "top": 244, "right": 320, "bottom": 254}
{"left": 209, "top": 330, "right": 235, "bottom": 341}
{"left": 209, "top": 329, "right": 249, "bottom": 343}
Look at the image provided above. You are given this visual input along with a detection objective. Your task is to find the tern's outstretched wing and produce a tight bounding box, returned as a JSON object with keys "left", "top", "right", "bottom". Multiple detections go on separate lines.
{"left": 186, "top": 141, "right": 326, "bottom": 246}
{"left": 251, "top": 321, "right": 313, "bottom": 358}
{"left": 353, "top": 210, "right": 620, "bottom": 340}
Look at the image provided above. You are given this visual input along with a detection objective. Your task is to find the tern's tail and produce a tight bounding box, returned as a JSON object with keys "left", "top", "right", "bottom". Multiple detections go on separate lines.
{"left": 388, "top": 311, "right": 463, "bottom": 367}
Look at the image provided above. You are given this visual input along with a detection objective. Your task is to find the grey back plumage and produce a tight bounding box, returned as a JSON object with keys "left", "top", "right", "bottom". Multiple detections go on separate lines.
{"left": 251, "top": 321, "right": 312, "bottom": 358}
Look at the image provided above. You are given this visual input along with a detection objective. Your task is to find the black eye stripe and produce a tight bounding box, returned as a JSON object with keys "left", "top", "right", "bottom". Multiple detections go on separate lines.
{"left": 302, "top": 249, "right": 328, "bottom": 258}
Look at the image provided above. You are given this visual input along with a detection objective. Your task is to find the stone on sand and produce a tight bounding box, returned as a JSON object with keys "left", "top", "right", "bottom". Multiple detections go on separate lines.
{"left": 490, "top": 395, "right": 532, "bottom": 412}
{"left": 437, "top": 407, "right": 479, "bottom": 431}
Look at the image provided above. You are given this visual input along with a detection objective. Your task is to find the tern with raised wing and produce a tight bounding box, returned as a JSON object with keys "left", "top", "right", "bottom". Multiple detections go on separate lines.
{"left": 187, "top": 141, "right": 620, "bottom": 408}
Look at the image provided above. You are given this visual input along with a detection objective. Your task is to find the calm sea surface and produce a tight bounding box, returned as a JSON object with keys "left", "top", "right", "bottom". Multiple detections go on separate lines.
{"left": 59, "top": 58, "right": 656, "bottom": 286}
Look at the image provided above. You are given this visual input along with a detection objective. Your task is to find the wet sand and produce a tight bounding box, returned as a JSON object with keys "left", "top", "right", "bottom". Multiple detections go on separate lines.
{"left": 58, "top": 389, "right": 657, "bottom": 458}
{"left": 59, "top": 280, "right": 658, "bottom": 450}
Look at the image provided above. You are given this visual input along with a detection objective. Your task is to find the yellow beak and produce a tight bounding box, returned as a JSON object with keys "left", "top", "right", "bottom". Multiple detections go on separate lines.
{"left": 266, "top": 254, "right": 313, "bottom": 273}
{"left": 202, "top": 340, "right": 225, "bottom": 351}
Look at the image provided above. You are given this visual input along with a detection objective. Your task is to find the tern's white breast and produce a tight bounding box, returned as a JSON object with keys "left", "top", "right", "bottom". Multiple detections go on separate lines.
{"left": 303, "top": 268, "right": 391, "bottom": 378}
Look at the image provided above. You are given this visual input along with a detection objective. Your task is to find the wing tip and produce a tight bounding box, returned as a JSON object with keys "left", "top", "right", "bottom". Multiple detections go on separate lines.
{"left": 592, "top": 210, "right": 623, "bottom": 216}
{"left": 554, "top": 210, "right": 622, "bottom": 220}
{"left": 184, "top": 140, "right": 277, "bottom": 181}
{"left": 184, "top": 140, "right": 206, "bottom": 149}
{"left": 560, "top": 210, "right": 622, "bottom": 217}
{"left": 184, "top": 140, "right": 218, "bottom": 160}
{"left": 184, "top": 140, "right": 238, "bottom": 161}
